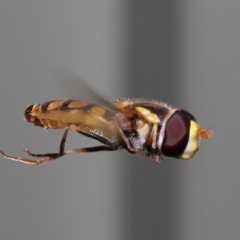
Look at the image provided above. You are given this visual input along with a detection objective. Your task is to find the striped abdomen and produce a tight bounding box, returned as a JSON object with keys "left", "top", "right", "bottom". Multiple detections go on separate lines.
{"left": 24, "top": 100, "right": 119, "bottom": 139}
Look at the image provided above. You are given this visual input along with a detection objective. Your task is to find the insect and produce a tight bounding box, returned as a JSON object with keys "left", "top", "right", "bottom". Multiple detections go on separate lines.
{"left": 0, "top": 99, "right": 212, "bottom": 165}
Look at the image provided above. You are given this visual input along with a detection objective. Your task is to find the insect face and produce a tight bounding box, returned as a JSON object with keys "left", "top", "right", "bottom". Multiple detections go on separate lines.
{"left": 159, "top": 110, "right": 199, "bottom": 159}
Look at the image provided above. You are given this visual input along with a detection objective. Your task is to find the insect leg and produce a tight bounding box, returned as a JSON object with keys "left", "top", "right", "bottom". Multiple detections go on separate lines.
{"left": 77, "top": 129, "right": 121, "bottom": 149}
{"left": 61, "top": 127, "right": 122, "bottom": 154}
{"left": 0, "top": 128, "right": 69, "bottom": 165}
{"left": 26, "top": 130, "right": 121, "bottom": 156}
{"left": 117, "top": 128, "right": 156, "bottom": 158}
{"left": 64, "top": 144, "right": 119, "bottom": 155}
{"left": 0, "top": 128, "right": 122, "bottom": 165}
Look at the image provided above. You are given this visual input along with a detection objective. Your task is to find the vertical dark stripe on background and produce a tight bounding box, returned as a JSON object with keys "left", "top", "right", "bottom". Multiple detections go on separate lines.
{"left": 124, "top": 2, "right": 182, "bottom": 240}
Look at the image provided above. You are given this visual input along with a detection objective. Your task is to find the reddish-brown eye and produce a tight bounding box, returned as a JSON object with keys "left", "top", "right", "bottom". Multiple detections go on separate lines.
{"left": 161, "top": 110, "right": 196, "bottom": 157}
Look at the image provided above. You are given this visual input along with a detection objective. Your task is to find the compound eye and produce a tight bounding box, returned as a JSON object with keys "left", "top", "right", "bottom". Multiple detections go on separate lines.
{"left": 161, "top": 110, "right": 192, "bottom": 157}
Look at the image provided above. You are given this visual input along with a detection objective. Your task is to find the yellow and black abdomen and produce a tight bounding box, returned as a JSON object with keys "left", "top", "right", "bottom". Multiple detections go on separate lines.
{"left": 24, "top": 100, "right": 119, "bottom": 140}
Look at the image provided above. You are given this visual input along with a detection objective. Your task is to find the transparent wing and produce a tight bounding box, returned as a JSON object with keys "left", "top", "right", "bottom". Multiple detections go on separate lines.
{"left": 54, "top": 69, "right": 115, "bottom": 111}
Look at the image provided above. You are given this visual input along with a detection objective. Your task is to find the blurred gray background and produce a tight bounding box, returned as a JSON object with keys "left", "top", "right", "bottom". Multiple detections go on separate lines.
{"left": 0, "top": 1, "right": 239, "bottom": 240}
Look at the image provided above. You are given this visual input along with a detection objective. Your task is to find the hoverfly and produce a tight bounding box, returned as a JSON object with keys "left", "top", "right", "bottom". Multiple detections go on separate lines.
{"left": 0, "top": 98, "right": 212, "bottom": 165}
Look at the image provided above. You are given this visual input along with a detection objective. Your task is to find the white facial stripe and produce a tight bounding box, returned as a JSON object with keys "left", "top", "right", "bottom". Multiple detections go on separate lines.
{"left": 180, "top": 121, "right": 200, "bottom": 159}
